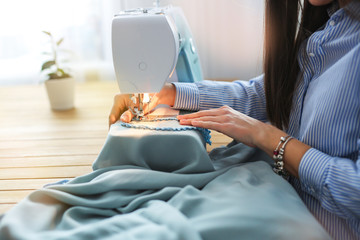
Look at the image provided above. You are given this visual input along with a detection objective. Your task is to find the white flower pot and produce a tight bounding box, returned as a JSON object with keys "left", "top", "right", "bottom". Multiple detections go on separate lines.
{"left": 45, "top": 77, "right": 75, "bottom": 111}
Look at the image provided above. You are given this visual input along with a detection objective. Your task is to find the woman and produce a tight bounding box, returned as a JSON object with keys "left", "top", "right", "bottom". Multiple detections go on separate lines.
{"left": 109, "top": 0, "right": 360, "bottom": 239}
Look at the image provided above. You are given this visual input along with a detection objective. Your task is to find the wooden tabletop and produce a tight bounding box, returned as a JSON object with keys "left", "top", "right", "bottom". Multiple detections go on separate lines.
{"left": 0, "top": 81, "right": 231, "bottom": 214}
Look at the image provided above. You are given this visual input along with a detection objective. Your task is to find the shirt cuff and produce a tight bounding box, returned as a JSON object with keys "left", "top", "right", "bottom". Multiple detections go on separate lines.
{"left": 172, "top": 82, "right": 199, "bottom": 111}
{"left": 298, "top": 148, "right": 330, "bottom": 199}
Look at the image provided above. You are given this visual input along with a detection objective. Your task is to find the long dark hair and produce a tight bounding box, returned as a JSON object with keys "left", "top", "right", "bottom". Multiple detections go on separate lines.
{"left": 264, "top": 1, "right": 331, "bottom": 129}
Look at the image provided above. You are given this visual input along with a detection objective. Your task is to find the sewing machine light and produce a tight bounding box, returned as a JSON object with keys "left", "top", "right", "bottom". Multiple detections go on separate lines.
{"left": 143, "top": 93, "right": 150, "bottom": 103}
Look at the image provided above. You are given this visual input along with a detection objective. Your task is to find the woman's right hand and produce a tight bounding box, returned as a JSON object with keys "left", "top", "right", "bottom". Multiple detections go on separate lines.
{"left": 108, "top": 93, "right": 133, "bottom": 127}
{"left": 108, "top": 83, "right": 176, "bottom": 127}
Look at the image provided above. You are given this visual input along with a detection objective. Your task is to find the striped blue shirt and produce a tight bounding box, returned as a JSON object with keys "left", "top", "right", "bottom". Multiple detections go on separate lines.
{"left": 172, "top": 1, "right": 360, "bottom": 239}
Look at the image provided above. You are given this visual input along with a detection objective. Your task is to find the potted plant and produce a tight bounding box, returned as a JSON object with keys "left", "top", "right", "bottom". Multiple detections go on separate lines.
{"left": 41, "top": 31, "right": 75, "bottom": 111}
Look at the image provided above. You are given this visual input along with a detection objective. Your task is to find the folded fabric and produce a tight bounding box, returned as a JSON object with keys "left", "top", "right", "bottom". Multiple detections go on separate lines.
{"left": 0, "top": 135, "right": 330, "bottom": 239}
{"left": 92, "top": 120, "right": 213, "bottom": 172}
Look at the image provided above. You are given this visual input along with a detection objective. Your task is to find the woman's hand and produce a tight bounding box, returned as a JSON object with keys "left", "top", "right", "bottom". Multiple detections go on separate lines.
{"left": 108, "top": 93, "right": 133, "bottom": 127}
{"left": 177, "top": 105, "right": 265, "bottom": 148}
{"left": 178, "top": 105, "right": 312, "bottom": 177}
{"left": 108, "top": 83, "right": 176, "bottom": 127}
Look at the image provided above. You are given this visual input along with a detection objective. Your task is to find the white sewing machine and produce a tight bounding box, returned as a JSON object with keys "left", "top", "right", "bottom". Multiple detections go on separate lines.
{"left": 112, "top": 1, "right": 203, "bottom": 120}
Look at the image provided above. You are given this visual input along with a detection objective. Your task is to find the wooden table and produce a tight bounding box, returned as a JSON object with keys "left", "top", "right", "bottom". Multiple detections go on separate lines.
{"left": 0, "top": 81, "right": 231, "bottom": 214}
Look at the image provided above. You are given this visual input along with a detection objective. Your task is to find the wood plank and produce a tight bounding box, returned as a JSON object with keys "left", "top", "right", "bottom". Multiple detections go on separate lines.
{"left": 210, "top": 135, "right": 232, "bottom": 142}
{"left": 0, "top": 179, "right": 70, "bottom": 191}
{"left": 0, "top": 109, "right": 107, "bottom": 119}
{"left": 0, "top": 120, "right": 109, "bottom": 130}
{"left": 206, "top": 131, "right": 233, "bottom": 151}
{"left": 0, "top": 125, "right": 108, "bottom": 135}
{"left": 0, "top": 131, "right": 107, "bottom": 141}
{"left": 0, "top": 166, "right": 92, "bottom": 180}
{"left": 0, "top": 138, "right": 106, "bottom": 149}
{"left": 0, "top": 190, "right": 34, "bottom": 204}
{"left": 0, "top": 146, "right": 103, "bottom": 158}
{"left": 0, "top": 82, "right": 116, "bottom": 212}
{"left": 0, "top": 155, "right": 97, "bottom": 168}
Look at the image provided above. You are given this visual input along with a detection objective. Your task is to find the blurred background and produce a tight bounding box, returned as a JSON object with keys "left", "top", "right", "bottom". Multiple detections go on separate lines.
{"left": 0, "top": 0, "right": 264, "bottom": 86}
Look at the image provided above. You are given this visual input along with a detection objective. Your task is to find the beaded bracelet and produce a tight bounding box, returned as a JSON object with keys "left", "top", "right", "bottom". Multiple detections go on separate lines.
{"left": 273, "top": 135, "right": 293, "bottom": 178}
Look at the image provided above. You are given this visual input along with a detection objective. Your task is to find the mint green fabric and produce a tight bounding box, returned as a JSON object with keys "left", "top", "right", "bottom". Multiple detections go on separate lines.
{"left": 0, "top": 130, "right": 330, "bottom": 239}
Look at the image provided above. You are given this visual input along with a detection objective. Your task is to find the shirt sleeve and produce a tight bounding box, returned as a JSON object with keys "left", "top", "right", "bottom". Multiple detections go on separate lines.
{"left": 299, "top": 139, "right": 360, "bottom": 220}
{"left": 172, "top": 74, "right": 268, "bottom": 122}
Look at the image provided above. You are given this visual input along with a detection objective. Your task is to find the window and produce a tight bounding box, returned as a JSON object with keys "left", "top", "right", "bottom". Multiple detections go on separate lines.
{"left": 0, "top": 0, "right": 264, "bottom": 85}
{"left": 0, "top": 0, "right": 121, "bottom": 85}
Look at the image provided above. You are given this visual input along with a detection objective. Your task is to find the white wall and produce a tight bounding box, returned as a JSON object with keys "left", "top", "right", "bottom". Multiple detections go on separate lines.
{"left": 122, "top": 0, "right": 265, "bottom": 80}
{"left": 173, "top": 0, "right": 265, "bottom": 80}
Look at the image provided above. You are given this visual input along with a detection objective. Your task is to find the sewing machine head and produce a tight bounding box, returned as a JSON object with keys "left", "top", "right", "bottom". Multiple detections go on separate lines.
{"left": 112, "top": 2, "right": 203, "bottom": 120}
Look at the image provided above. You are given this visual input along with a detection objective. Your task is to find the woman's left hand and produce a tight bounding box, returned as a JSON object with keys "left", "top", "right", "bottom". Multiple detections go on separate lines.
{"left": 179, "top": 105, "right": 311, "bottom": 177}
{"left": 177, "top": 105, "right": 265, "bottom": 148}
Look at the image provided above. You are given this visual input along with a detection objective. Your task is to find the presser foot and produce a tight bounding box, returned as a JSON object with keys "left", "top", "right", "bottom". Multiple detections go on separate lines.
{"left": 129, "top": 93, "right": 152, "bottom": 121}
{"left": 129, "top": 107, "right": 145, "bottom": 121}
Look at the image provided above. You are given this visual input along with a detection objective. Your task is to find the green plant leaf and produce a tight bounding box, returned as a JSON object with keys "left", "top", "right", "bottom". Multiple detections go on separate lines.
{"left": 57, "top": 68, "right": 65, "bottom": 75}
{"left": 47, "top": 69, "right": 71, "bottom": 79}
{"left": 42, "top": 31, "right": 52, "bottom": 36}
{"left": 57, "top": 68, "right": 71, "bottom": 78}
{"left": 56, "top": 38, "right": 64, "bottom": 46}
{"left": 41, "top": 60, "right": 56, "bottom": 71}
